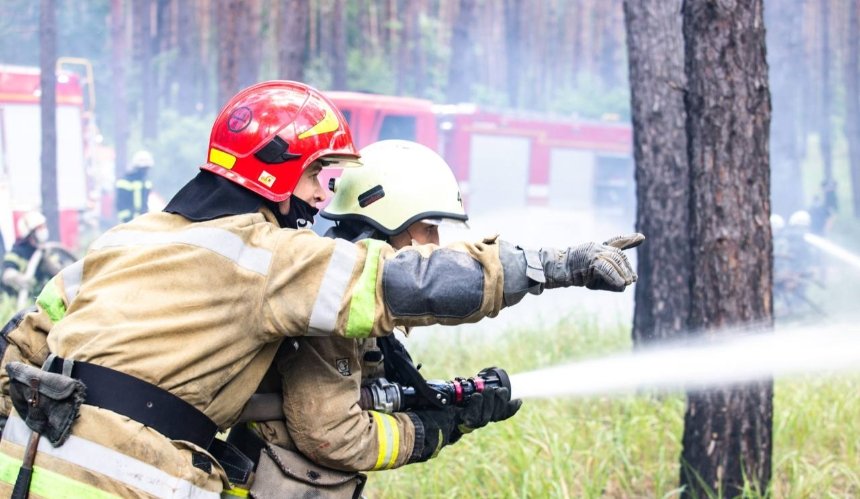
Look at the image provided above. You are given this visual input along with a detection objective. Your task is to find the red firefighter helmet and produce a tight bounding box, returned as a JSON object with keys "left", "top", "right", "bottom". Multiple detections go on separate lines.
{"left": 202, "top": 80, "right": 361, "bottom": 202}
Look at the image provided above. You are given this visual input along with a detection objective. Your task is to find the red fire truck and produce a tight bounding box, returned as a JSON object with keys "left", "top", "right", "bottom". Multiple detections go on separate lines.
{"left": 0, "top": 63, "right": 95, "bottom": 252}
{"left": 325, "top": 91, "right": 634, "bottom": 219}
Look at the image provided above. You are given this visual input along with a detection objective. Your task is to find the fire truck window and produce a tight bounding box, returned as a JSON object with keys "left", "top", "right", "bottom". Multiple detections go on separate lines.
{"left": 594, "top": 155, "right": 635, "bottom": 218}
{"left": 378, "top": 115, "right": 416, "bottom": 141}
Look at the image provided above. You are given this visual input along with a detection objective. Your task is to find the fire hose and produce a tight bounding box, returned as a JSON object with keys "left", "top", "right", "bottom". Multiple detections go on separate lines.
{"left": 237, "top": 367, "right": 511, "bottom": 422}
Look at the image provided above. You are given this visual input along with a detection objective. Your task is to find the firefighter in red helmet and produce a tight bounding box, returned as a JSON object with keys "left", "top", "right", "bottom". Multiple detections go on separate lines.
{"left": 0, "top": 80, "right": 641, "bottom": 497}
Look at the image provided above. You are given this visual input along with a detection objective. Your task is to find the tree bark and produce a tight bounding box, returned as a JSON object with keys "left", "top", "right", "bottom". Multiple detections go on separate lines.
{"left": 110, "top": 0, "right": 129, "bottom": 179}
{"left": 446, "top": 0, "right": 478, "bottom": 103}
{"left": 820, "top": 0, "right": 833, "bottom": 183}
{"left": 176, "top": 0, "right": 196, "bottom": 115}
{"left": 277, "top": 0, "right": 309, "bottom": 81}
{"left": 332, "top": 0, "right": 347, "bottom": 90}
{"left": 624, "top": 0, "right": 689, "bottom": 345}
{"left": 845, "top": 0, "right": 860, "bottom": 217}
{"left": 134, "top": 0, "right": 157, "bottom": 141}
{"left": 681, "top": 1, "right": 774, "bottom": 496}
{"left": 39, "top": 0, "right": 59, "bottom": 236}
{"left": 765, "top": 0, "right": 805, "bottom": 217}
{"left": 236, "top": 0, "right": 261, "bottom": 91}
{"left": 504, "top": 0, "right": 523, "bottom": 107}
{"left": 216, "top": 0, "right": 243, "bottom": 108}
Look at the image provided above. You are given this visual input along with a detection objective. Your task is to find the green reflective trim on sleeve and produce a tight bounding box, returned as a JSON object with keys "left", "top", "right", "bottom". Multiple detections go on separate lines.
{"left": 3, "top": 253, "right": 28, "bottom": 271}
{"left": 0, "top": 452, "right": 120, "bottom": 499}
{"left": 345, "top": 239, "right": 384, "bottom": 338}
{"left": 36, "top": 278, "right": 67, "bottom": 323}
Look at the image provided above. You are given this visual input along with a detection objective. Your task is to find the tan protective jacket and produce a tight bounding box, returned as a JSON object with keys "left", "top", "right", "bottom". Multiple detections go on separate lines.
{"left": 253, "top": 335, "right": 414, "bottom": 474}
{"left": 0, "top": 208, "right": 506, "bottom": 497}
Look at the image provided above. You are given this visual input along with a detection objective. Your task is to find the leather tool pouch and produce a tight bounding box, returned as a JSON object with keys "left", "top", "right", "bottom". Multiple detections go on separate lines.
{"left": 7, "top": 360, "right": 85, "bottom": 446}
{"left": 250, "top": 443, "right": 366, "bottom": 499}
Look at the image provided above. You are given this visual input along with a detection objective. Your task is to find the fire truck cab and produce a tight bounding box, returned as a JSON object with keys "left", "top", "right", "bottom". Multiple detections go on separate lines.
{"left": 326, "top": 91, "right": 634, "bottom": 220}
{"left": 0, "top": 65, "right": 92, "bottom": 252}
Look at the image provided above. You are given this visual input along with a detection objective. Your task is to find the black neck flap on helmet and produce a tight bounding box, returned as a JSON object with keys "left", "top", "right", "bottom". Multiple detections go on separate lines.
{"left": 164, "top": 170, "right": 316, "bottom": 229}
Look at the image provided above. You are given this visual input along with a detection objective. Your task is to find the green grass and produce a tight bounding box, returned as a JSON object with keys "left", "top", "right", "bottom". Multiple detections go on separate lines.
{"left": 363, "top": 317, "right": 860, "bottom": 498}
{"left": 1, "top": 294, "right": 857, "bottom": 497}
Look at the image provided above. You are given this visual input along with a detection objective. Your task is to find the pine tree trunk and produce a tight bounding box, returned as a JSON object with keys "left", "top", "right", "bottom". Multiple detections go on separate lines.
{"left": 332, "top": 0, "right": 347, "bottom": 90}
{"left": 846, "top": 0, "right": 860, "bottom": 217}
{"left": 110, "top": 0, "right": 129, "bottom": 178}
{"left": 135, "top": 0, "right": 158, "bottom": 141}
{"left": 503, "top": 0, "right": 522, "bottom": 107}
{"left": 624, "top": 0, "right": 689, "bottom": 345}
{"left": 680, "top": 0, "right": 774, "bottom": 496}
{"left": 40, "top": 0, "right": 59, "bottom": 236}
{"left": 277, "top": 0, "right": 309, "bottom": 81}
{"left": 216, "top": 0, "right": 242, "bottom": 107}
{"left": 176, "top": 0, "right": 196, "bottom": 115}
{"left": 446, "top": 0, "right": 478, "bottom": 103}
{"left": 766, "top": 0, "right": 805, "bottom": 217}
{"left": 236, "top": 0, "right": 262, "bottom": 90}
{"left": 820, "top": 0, "right": 833, "bottom": 182}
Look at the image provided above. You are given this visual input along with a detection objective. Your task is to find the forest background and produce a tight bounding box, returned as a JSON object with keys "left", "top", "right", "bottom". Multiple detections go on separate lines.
{"left": 2, "top": 0, "right": 853, "bottom": 216}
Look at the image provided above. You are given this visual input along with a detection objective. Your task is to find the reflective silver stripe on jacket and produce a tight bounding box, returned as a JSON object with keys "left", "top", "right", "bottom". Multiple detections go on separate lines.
{"left": 91, "top": 227, "right": 272, "bottom": 276}
{"left": 308, "top": 238, "right": 358, "bottom": 336}
{"left": 61, "top": 259, "right": 84, "bottom": 300}
{"left": 4, "top": 415, "right": 220, "bottom": 499}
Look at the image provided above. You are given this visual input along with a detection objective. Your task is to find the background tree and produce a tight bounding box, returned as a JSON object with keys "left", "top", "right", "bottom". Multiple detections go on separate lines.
{"left": 277, "top": 0, "right": 309, "bottom": 81}
{"left": 845, "top": 0, "right": 860, "bottom": 216}
{"left": 110, "top": 0, "right": 128, "bottom": 177}
{"left": 39, "top": 0, "right": 59, "bottom": 236}
{"left": 446, "top": 0, "right": 478, "bottom": 103}
{"left": 766, "top": 0, "right": 805, "bottom": 217}
{"left": 624, "top": 0, "right": 689, "bottom": 346}
{"left": 680, "top": 0, "right": 773, "bottom": 496}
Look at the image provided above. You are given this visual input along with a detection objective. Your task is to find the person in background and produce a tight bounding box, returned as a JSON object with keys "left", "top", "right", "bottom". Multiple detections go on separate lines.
{"left": 116, "top": 149, "right": 155, "bottom": 223}
{"left": 228, "top": 140, "right": 521, "bottom": 497}
{"left": 1, "top": 211, "right": 49, "bottom": 298}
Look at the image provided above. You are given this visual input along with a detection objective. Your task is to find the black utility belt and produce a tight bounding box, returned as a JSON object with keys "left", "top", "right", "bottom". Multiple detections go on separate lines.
{"left": 47, "top": 356, "right": 218, "bottom": 449}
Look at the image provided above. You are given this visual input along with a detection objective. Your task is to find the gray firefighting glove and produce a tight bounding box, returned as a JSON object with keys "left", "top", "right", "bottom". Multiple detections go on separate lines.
{"left": 456, "top": 385, "right": 522, "bottom": 434}
{"left": 541, "top": 233, "right": 644, "bottom": 292}
{"left": 407, "top": 407, "right": 460, "bottom": 463}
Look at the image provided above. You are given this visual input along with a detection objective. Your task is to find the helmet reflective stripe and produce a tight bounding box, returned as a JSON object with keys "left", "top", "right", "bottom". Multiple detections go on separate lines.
{"left": 2, "top": 415, "right": 220, "bottom": 498}
{"left": 370, "top": 410, "right": 401, "bottom": 470}
{"left": 322, "top": 140, "right": 467, "bottom": 235}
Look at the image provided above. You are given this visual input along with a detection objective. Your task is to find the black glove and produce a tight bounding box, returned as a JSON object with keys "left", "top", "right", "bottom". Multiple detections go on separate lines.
{"left": 408, "top": 407, "right": 460, "bottom": 463}
{"left": 457, "top": 386, "right": 522, "bottom": 434}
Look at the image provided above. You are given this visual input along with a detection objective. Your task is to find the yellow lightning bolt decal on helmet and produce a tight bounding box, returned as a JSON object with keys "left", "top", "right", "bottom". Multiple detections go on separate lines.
{"left": 297, "top": 103, "right": 340, "bottom": 140}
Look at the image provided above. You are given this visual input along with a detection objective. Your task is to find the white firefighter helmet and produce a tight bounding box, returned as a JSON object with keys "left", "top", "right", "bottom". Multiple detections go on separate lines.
{"left": 16, "top": 211, "right": 46, "bottom": 238}
{"left": 770, "top": 214, "right": 785, "bottom": 232}
{"left": 321, "top": 140, "right": 467, "bottom": 235}
{"left": 788, "top": 210, "right": 811, "bottom": 228}
{"left": 131, "top": 150, "right": 155, "bottom": 169}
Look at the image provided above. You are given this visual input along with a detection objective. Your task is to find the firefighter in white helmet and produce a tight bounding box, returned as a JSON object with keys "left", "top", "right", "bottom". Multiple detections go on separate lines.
{"left": 115, "top": 149, "right": 155, "bottom": 223}
{"left": 0, "top": 81, "right": 640, "bottom": 497}
{"left": 227, "top": 140, "right": 521, "bottom": 497}
{"left": 0, "top": 211, "right": 50, "bottom": 297}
